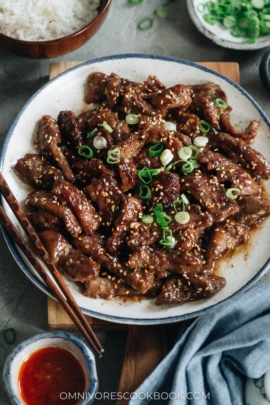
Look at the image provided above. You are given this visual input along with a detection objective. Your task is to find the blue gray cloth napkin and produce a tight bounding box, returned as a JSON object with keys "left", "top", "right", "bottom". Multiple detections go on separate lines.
{"left": 129, "top": 282, "right": 270, "bottom": 405}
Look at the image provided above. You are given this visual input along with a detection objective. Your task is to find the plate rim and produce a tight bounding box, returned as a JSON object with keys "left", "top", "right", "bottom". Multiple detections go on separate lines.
{"left": 187, "top": 0, "right": 270, "bottom": 50}
{"left": 1, "top": 53, "right": 270, "bottom": 325}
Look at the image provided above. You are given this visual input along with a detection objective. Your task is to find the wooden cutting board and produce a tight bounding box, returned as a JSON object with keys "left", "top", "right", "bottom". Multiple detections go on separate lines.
{"left": 47, "top": 61, "right": 240, "bottom": 404}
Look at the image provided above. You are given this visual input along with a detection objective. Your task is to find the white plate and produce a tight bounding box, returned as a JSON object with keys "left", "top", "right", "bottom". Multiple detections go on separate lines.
{"left": 187, "top": 0, "right": 270, "bottom": 50}
{"left": 1, "top": 54, "right": 270, "bottom": 325}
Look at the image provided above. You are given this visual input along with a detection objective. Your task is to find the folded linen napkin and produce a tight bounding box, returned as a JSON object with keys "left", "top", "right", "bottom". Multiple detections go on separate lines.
{"left": 129, "top": 282, "right": 270, "bottom": 405}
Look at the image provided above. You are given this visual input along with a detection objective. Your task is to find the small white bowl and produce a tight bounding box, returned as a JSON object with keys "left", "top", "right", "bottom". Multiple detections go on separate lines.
{"left": 245, "top": 371, "right": 270, "bottom": 405}
{"left": 2, "top": 331, "right": 98, "bottom": 405}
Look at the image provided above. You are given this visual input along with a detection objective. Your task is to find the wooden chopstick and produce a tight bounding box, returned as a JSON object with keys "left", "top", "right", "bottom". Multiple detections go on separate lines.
{"left": 0, "top": 173, "right": 104, "bottom": 357}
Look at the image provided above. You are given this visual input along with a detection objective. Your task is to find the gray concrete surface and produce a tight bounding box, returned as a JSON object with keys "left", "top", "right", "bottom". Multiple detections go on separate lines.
{"left": 1, "top": 1, "right": 270, "bottom": 404}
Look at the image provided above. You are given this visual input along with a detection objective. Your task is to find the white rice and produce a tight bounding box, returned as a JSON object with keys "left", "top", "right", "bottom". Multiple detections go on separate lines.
{"left": 0, "top": 0, "right": 100, "bottom": 41}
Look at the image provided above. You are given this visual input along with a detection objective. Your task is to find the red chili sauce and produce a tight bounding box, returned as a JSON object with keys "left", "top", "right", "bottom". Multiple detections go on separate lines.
{"left": 18, "top": 347, "right": 86, "bottom": 405}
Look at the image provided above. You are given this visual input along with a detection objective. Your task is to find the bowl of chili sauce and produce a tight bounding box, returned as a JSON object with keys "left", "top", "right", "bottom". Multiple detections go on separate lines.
{"left": 2, "top": 331, "right": 98, "bottom": 405}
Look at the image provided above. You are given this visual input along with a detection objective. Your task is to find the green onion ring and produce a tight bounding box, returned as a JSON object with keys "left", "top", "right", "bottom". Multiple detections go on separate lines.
{"left": 78, "top": 145, "right": 94, "bottom": 159}
{"left": 214, "top": 98, "right": 228, "bottom": 109}
{"left": 126, "top": 113, "right": 140, "bottom": 125}
{"left": 86, "top": 128, "right": 98, "bottom": 139}
{"left": 226, "top": 188, "right": 241, "bottom": 200}
{"left": 141, "top": 214, "right": 154, "bottom": 224}
{"left": 139, "top": 184, "right": 151, "bottom": 199}
{"left": 156, "top": 6, "right": 168, "bottom": 19}
{"left": 106, "top": 147, "right": 121, "bottom": 164}
{"left": 138, "top": 17, "right": 154, "bottom": 30}
{"left": 149, "top": 143, "right": 164, "bottom": 157}
{"left": 137, "top": 167, "right": 153, "bottom": 184}
{"left": 102, "top": 121, "right": 113, "bottom": 133}
{"left": 199, "top": 120, "right": 211, "bottom": 134}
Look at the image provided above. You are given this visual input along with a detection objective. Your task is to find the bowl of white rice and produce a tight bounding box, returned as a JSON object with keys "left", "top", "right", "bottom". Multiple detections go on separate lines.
{"left": 0, "top": 0, "right": 111, "bottom": 59}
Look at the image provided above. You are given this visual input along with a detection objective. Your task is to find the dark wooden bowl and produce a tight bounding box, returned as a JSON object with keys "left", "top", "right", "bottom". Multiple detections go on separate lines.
{"left": 0, "top": 0, "right": 111, "bottom": 59}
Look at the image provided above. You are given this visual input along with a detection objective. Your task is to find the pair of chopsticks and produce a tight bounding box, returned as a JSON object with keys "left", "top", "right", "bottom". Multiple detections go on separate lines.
{"left": 0, "top": 173, "right": 104, "bottom": 357}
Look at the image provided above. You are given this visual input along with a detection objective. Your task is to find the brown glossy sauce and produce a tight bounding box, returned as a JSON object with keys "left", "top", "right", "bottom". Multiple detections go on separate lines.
{"left": 18, "top": 347, "right": 86, "bottom": 405}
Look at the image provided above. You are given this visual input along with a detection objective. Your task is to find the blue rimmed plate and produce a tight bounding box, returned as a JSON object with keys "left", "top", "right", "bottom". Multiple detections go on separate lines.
{"left": 1, "top": 54, "right": 270, "bottom": 324}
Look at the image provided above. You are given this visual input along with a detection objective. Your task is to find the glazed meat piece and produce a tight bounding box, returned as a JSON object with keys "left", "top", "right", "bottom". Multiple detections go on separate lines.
{"left": 198, "top": 149, "right": 260, "bottom": 195}
{"left": 87, "top": 107, "right": 130, "bottom": 143}
{"left": 37, "top": 115, "right": 74, "bottom": 183}
{"left": 57, "top": 110, "right": 83, "bottom": 147}
{"left": 182, "top": 170, "right": 239, "bottom": 222}
{"left": 126, "top": 245, "right": 202, "bottom": 277}
{"left": 85, "top": 72, "right": 108, "bottom": 104}
{"left": 126, "top": 222, "right": 161, "bottom": 248}
{"left": 212, "top": 132, "right": 270, "bottom": 180}
{"left": 122, "top": 84, "right": 155, "bottom": 116}
{"left": 135, "top": 148, "right": 161, "bottom": 169}
{"left": 151, "top": 171, "right": 181, "bottom": 208}
{"left": 142, "top": 75, "right": 166, "bottom": 94}
{"left": 106, "top": 196, "right": 143, "bottom": 254}
{"left": 58, "top": 249, "right": 100, "bottom": 282}
{"left": 83, "top": 277, "right": 138, "bottom": 299}
{"left": 207, "top": 219, "right": 249, "bottom": 264}
{"left": 38, "top": 230, "right": 71, "bottom": 263}
{"left": 27, "top": 209, "right": 64, "bottom": 232}
{"left": 75, "top": 110, "right": 94, "bottom": 135}
{"left": 67, "top": 155, "right": 114, "bottom": 187}
{"left": 52, "top": 179, "right": 100, "bottom": 234}
{"left": 170, "top": 111, "right": 200, "bottom": 137}
{"left": 149, "top": 85, "right": 192, "bottom": 117}
{"left": 187, "top": 273, "right": 226, "bottom": 298}
{"left": 118, "top": 161, "right": 137, "bottom": 192}
{"left": 118, "top": 131, "right": 149, "bottom": 161}
{"left": 188, "top": 82, "right": 231, "bottom": 130}
{"left": 73, "top": 234, "right": 155, "bottom": 294}
{"left": 234, "top": 196, "right": 270, "bottom": 228}
{"left": 25, "top": 190, "right": 82, "bottom": 238}
{"left": 15, "top": 154, "right": 63, "bottom": 190}
{"left": 86, "top": 174, "right": 124, "bottom": 225}
{"left": 220, "top": 111, "right": 260, "bottom": 143}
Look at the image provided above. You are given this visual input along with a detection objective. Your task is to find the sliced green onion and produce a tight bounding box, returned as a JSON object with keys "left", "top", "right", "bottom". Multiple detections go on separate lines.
{"left": 223, "top": 15, "right": 237, "bottom": 28}
{"left": 86, "top": 128, "right": 98, "bottom": 139}
{"left": 78, "top": 145, "right": 94, "bottom": 159}
{"left": 203, "top": 14, "right": 217, "bottom": 25}
{"left": 149, "top": 168, "right": 163, "bottom": 175}
{"left": 129, "top": 0, "right": 143, "bottom": 4}
{"left": 163, "top": 121, "right": 177, "bottom": 131}
{"left": 193, "top": 136, "right": 209, "bottom": 147}
{"left": 226, "top": 188, "right": 241, "bottom": 200}
{"left": 3, "top": 328, "right": 16, "bottom": 344}
{"left": 181, "top": 193, "right": 190, "bottom": 205}
{"left": 175, "top": 211, "right": 190, "bottom": 224}
{"left": 165, "top": 159, "right": 181, "bottom": 172}
{"left": 251, "top": 0, "right": 265, "bottom": 9}
{"left": 149, "top": 143, "right": 164, "bottom": 157}
{"left": 173, "top": 198, "right": 185, "bottom": 213}
{"left": 126, "top": 113, "right": 140, "bottom": 125}
{"left": 102, "top": 121, "right": 113, "bottom": 133}
{"left": 159, "top": 228, "right": 176, "bottom": 249}
{"left": 93, "top": 136, "right": 107, "bottom": 149}
{"left": 178, "top": 146, "right": 192, "bottom": 161}
{"left": 156, "top": 6, "right": 168, "bottom": 19}
{"left": 181, "top": 159, "right": 198, "bottom": 174}
{"left": 153, "top": 204, "right": 172, "bottom": 227}
{"left": 214, "top": 98, "right": 228, "bottom": 109}
{"left": 160, "top": 149, "right": 174, "bottom": 166}
{"left": 199, "top": 120, "right": 211, "bottom": 134}
{"left": 137, "top": 167, "right": 153, "bottom": 184}
{"left": 106, "top": 147, "right": 120, "bottom": 164}
{"left": 138, "top": 17, "right": 154, "bottom": 30}
{"left": 141, "top": 214, "right": 154, "bottom": 224}
{"left": 139, "top": 184, "right": 151, "bottom": 199}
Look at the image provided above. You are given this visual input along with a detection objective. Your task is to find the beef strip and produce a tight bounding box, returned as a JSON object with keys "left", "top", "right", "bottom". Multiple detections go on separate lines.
{"left": 182, "top": 170, "right": 239, "bottom": 222}
{"left": 198, "top": 149, "right": 260, "bottom": 195}
{"left": 25, "top": 190, "right": 82, "bottom": 238}
{"left": 122, "top": 84, "right": 155, "bottom": 116}
{"left": 73, "top": 234, "right": 155, "bottom": 294}
{"left": 86, "top": 174, "right": 124, "bottom": 225}
{"left": 188, "top": 82, "right": 231, "bottom": 130}
{"left": 67, "top": 155, "right": 114, "bottom": 187}
{"left": 220, "top": 111, "right": 260, "bottom": 143}
{"left": 83, "top": 277, "right": 139, "bottom": 299}
{"left": 106, "top": 196, "right": 143, "bottom": 254}
{"left": 151, "top": 171, "right": 181, "bottom": 208}
{"left": 142, "top": 75, "right": 166, "bottom": 94}
{"left": 52, "top": 179, "right": 100, "bottom": 234}
{"left": 169, "top": 111, "right": 200, "bottom": 137}
{"left": 57, "top": 110, "right": 83, "bottom": 147}
{"left": 27, "top": 209, "right": 64, "bottom": 232}
{"left": 58, "top": 249, "right": 100, "bottom": 282}
{"left": 212, "top": 132, "right": 270, "bottom": 179}
{"left": 15, "top": 153, "right": 63, "bottom": 190}
{"left": 149, "top": 85, "right": 192, "bottom": 117}
{"left": 37, "top": 115, "right": 74, "bottom": 182}
{"left": 233, "top": 195, "right": 270, "bottom": 228}
{"left": 39, "top": 230, "right": 71, "bottom": 263}
{"left": 207, "top": 219, "right": 249, "bottom": 264}
{"left": 84, "top": 72, "right": 108, "bottom": 104}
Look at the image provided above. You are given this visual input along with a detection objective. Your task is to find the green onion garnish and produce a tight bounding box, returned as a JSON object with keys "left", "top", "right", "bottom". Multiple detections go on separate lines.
{"left": 102, "top": 121, "right": 113, "bottom": 133}
{"left": 106, "top": 148, "right": 121, "bottom": 164}
{"left": 137, "top": 167, "right": 153, "bottom": 184}
{"left": 153, "top": 204, "right": 172, "bottom": 228}
{"left": 159, "top": 228, "right": 176, "bottom": 249}
{"left": 178, "top": 146, "right": 192, "bottom": 161}
{"left": 149, "top": 143, "right": 164, "bottom": 157}
{"left": 175, "top": 211, "right": 190, "bottom": 225}
{"left": 181, "top": 158, "right": 198, "bottom": 174}
{"left": 141, "top": 214, "right": 154, "bottom": 224}
{"left": 214, "top": 98, "right": 228, "bottom": 109}
{"left": 126, "top": 113, "right": 140, "bottom": 125}
{"left": 139, "top": 184, "right": 151, "bottom": 199}
{"left": 78, "top": 145, "right": 94, "bottom": 159}
{"left": 160, "top": 149, "right": 174, "bottom": 166}
{"left": 199, "top": 120, "right": 211, "bottom": 134}
{"left": 3, "top": 328, "right": 16, "bottom": 344}
{"left": 129, "top": 0, "right": 143, "bottom": 3}
{"left": 86, "top": 128, "right": 98, "bottom": 139}
{"left": 156, "top": 6, "right": 168, "bottom": 19}
{"left": 181, "top": 193, "right": 190, "bottom": 205}
{"left": 138, "top": 17, "right": 154, "bottom": 30}
{"left": 226, "top": 188, "right": 241, "bottom": 200}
